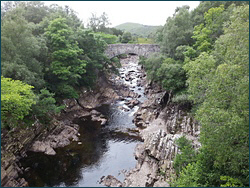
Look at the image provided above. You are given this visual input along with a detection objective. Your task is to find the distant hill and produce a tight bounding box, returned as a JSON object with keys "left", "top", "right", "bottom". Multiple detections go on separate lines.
{"left": 114, "top": 22, "right": 162, "bottom": 38}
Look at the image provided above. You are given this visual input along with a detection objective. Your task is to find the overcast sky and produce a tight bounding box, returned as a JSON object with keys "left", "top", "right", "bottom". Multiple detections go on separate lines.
{"left": 43, "top": 1, "right": 200, "bottom": 27}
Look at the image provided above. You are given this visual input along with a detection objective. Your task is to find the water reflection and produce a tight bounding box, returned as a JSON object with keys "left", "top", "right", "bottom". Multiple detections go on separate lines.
{"left": 20, "top": 103, "right": 141, "bottom": 187}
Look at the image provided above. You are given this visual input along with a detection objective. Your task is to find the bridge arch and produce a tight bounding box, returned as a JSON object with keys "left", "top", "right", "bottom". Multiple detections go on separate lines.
{"left": 105, "top": 44, "right": 160, "bottom": 59}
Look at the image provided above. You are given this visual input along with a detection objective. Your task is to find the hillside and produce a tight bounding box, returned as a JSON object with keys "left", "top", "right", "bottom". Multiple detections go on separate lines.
{"left": 114, "top": 22, "right": 162, "bottom": 38}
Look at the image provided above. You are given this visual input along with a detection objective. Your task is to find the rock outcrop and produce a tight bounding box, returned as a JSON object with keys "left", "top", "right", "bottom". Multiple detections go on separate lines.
{"left": 29, "top": 123, "right": 79, "bottom": 155}
{"left": 1, "top": 120, "right": 50, "bottom": 187}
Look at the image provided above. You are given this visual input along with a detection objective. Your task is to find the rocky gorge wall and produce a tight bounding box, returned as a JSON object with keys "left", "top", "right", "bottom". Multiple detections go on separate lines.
{"left": 100, "top": 78, "right": 201, "bottom": 187}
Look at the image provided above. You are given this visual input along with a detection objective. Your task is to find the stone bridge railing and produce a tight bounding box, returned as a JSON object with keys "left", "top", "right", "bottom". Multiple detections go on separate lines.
{"left": 105, "top": 44, "right": 160, "bottom": 58}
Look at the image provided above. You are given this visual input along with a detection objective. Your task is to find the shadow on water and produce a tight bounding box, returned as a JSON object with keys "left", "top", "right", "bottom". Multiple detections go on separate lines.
{"left": 20, "top": 103, "right": 142, "bottom": 187}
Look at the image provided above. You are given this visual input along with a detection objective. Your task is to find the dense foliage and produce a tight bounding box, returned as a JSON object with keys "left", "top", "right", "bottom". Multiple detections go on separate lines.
{"left": 140, "top": 1, "right": 249, "bottom": 187}
{"left": 1, "top": 1, "right": 112, "bottom": 128}
{"left": 139, "top": 54, "right": 186, "bottom": 93}
{"left": 1, "top": 76, "right": 36, "bottom": 128}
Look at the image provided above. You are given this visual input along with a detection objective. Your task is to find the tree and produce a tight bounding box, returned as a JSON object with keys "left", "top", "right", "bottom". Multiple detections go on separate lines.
{"left": 45, "top": 17, "right": 87, "bottom": 98}
{"left": 1, "top": 10, "right": 45, "bottom": 90}
{"left": 172, "top": 163, "right": 202, "bottom": 187}
{"left": 174, "top": 136, "right": 197, "bottom": 175}
{"left": 21, "top": 1, "right": 49, "bottom": 24}
{"left": 75, "top": 29, "right": 109, "bottom": 87}
{"left": 192, "top": 5, "right": 225, "bottom": 53}
{"left": 182, "top": 5, "right": 249, "bottom": 186}
{"left": 31, "top": 89, "right": 63, "bottom": 123}
{"left": 1, "top": 76, "right": 36, "bottom": 128}
{"left": 87, "top": 12, "right": 111, "bottom": 32}
{"left": 109, "top": 27, "right": 123, "bottom": 36}
{"left": 95, "top": 32, "right": 118, "bottom": 44}
{"left": 99, "top": 12, "right": 111, "bottom": 32}
{"left": 183, "top": 52, "right": 216, "bottom": 105}
{"left": 160, "top": 6, "right": 194, "bottom": 58}
{"left": 121, "top": 31, "right": 132, "bottom": 43}
{"left": 157, "top": 59, "right": 186, "bottom": 92}
{"left": 139, "top": 54, "right": 186, "bottom": 93}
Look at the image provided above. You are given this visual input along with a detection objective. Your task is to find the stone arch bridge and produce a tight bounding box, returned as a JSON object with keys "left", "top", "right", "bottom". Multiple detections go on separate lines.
{"left": 105, "top": 44, "right": 160, "bottom": 59}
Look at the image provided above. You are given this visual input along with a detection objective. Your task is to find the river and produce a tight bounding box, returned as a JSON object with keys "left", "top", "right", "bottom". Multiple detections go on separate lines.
{"left": 20, "top": 55, "right": 146, "bottom": 187}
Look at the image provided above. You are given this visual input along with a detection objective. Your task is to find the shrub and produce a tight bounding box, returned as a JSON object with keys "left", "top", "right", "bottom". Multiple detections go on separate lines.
{"left": 1, "top": 76, "right": 36, "bottom": 128}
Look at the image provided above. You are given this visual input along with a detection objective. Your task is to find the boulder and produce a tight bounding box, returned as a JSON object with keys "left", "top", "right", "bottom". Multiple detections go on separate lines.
{"left": 100, "top": 175, "right": 122, "bottom": 187}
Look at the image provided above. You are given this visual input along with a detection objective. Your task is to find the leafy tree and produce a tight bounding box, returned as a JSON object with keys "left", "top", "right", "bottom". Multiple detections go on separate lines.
{"left": 121, "top": 31, "right": 133, "bottom": 43}
{"left": 139, "top": 54, "right": 186, "bottom": 93}
{"left": 45, "top": 17, "right": 87, "bottom": 98}
{"left": 1, "top": 76, "right": 36, "bottom": 128}
{"left": 31, "top": 89, "right": 64, "bottom": 121}
{"left": 20, "top": 1, "right": 49, "bottom": 24}
{"left": 220, "top": 176, "right": 243, "bottom": 187}
{"left": 75, "top": 29, "right": 109, "bottom": 88}
{"left": 172, "top": 163, "right": 202, "bottom": 187}
{"left": 174, "top": 136, "right": 197, "bottom": 175}
{"left": 139, "top": 53, "right": 165, "bottom": 81}
{"left": 98, "top": 12, "right": 111, "bottom": 32}
{"left": 95, "top": 32, "right": 118, "bottom": 44}
{"left": 183, "top": 52, "right": 216, "bottom": 105}
{"left": 190, "top": 1, "right": 248, "bottom": 27}
{"left": 1, "top": 1, "right": 23, "bottom": 19}
{"left": 156, "top": 59, "right": 186, "bottom": 92}
{"left": 192, "top": 5, "right": 225, "bottom": 53}
{"left": 160, "top": 6, "right": 194, "bottom": 58}
{"left": 87, "top": 12, "right": 111, "bottom": 32}
{"left": 1, "top": 10, "right": 45, "bottom": 90}
{"left": 33, "top": 4, "right": 82, "bottom": 36}
{"left": 108, "top": 27, "right": 123, "bottom": 36}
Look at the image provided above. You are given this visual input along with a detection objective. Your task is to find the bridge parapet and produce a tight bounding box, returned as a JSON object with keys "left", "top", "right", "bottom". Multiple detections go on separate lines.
{"left": 105, "top": 44, "right": 160, "bottom": 58}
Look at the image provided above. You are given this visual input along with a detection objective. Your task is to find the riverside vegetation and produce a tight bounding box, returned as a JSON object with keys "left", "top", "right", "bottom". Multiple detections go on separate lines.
{"left": 1, "top": 1, "right": 249, "bottom": 187}
{"left": 140, "top": 1, "right": 249, "bottom": 187}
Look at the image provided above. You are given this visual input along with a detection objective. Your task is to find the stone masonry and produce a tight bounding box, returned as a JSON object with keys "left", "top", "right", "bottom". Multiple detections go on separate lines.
{"left": 105, "top": 44, "right": 160, "bottom": 58}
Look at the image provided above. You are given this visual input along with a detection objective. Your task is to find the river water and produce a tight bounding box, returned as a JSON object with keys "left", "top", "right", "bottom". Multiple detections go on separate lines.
{"left": 20, "top": 55, "right": 146, "bottom": 187}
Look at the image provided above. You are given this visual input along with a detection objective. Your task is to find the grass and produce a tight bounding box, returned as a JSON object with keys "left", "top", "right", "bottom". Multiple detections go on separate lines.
{"left": 137, "top": 37, "right": 154, "bottom": 44}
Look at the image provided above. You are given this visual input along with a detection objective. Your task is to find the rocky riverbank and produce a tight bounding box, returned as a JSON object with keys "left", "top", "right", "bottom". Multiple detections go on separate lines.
{"left": 100, "top": 76, "right": 201, "bottom": 187}
{"left": 1, "top": 55, "right": 144, "bottom": 187}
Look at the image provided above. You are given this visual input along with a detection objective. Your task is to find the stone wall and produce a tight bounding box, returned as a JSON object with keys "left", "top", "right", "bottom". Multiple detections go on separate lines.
{"left": 105, "top": 44, "right": 160, "bottom": 58}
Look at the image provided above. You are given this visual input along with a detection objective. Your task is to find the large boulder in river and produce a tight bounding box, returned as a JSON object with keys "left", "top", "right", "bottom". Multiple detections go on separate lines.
{"left": 125, "top": 99, "right": 140, "bottom": 108}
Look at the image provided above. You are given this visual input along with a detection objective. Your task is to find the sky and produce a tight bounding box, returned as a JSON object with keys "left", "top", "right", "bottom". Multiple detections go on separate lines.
{"left": 43, "top": 1, "right": 200, "bottom": 27}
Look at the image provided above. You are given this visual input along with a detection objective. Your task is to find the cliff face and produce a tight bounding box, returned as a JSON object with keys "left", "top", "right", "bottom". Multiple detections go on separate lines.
{"left": 1, "top": 120, "right": 49, "bottom": 187}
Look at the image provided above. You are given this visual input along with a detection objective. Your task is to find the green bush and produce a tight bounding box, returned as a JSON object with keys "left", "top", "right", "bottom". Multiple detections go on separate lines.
{"left": 31, "top": 89, "right": 64, "bottom": 122}
{"left": 171, "top": 163, "right": 202, "bottom": 187}
{"left": 95, "top": 32, "right": 118, "bottom": 44}
{"left": 140, "top": 54, "right": 186, "bottom": 93}
{"left": 174, "top": 136, "right": 197, "bottom": 175}
{"left": 1, "top": 76, "right": 36, "bottom": 128}
{"left": 55, "top": 83, "right": 79, "bottom": 99}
